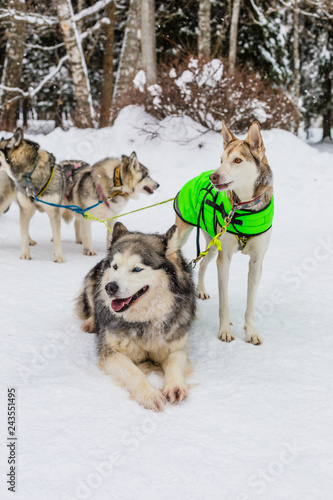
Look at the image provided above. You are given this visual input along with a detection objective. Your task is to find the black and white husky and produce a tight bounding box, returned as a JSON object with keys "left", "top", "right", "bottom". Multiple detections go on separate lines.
{"left": 76, "top": 222, "right": 196, "bottom": 411}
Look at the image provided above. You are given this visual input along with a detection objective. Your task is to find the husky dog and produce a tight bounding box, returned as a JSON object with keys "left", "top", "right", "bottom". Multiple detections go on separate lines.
{"left": 61, "top": 153, "right": 159, "bottom": 256}
{"left": 76, "top": 222, "right": 196, "bottom": 411}
{"left": 175, "top": 121, "right": 274, "bottom": 345}
{"left": 0, "top": 170, "right": 16, "bottom": 215}
{"left": 0, "top": 129, "right": 66, "bottom": 262}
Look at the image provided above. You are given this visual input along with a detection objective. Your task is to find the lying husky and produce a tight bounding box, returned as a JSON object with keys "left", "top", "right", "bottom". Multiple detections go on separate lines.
{"left": 76, "top": 222, "right": 196, "bottom": 411}
{"left": 0, "top": 129, "right": 66, "bottom": 262}
{"left": 175, "top": 121, "right": 274, "bottom": 345}
{"left": 60, "top": 153, "right": 159, "bottom": 255}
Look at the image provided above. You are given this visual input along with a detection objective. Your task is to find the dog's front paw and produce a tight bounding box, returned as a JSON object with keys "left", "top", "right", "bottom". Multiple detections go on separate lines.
{"left": 29, "top": 238, "right": 36, "bottom": 246}
{"left": 218, "top": 329, "right": 234, "bottom": 342}
{"left": 54, "top": 254, "right": 65, "bottom": 263}
{"left": 81, "top": 317, "right": 95, "bottom": 333}
{"left": 163, "top": 383, "right": 188, "bottom": 404}
{"left": 197, "top": 289, "right": 210, "bottom": 300}
{"left": 20, "top": 252, "right": 31, "bottom": 260}
{"left": 83, "top": 248, "right": 97, "bottom": 256}
{"left": 140, "top": 388, "right": 165, "bottom": 412}
{"left": 245, "top": 330, "right": 262, "bottom": 345}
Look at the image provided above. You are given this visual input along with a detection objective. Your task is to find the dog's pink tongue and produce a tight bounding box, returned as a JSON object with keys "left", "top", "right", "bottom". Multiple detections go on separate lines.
{"left": 111, "top": 297, "right": 132, "bottom": 312}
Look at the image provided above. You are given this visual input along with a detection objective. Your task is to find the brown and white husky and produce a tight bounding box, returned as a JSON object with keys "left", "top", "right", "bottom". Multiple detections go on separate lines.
{"left": 61, "top": 153, "right": 159, "bottom": 256}
{"left": 175, "top": 121, "right": 274, "bottom": 345}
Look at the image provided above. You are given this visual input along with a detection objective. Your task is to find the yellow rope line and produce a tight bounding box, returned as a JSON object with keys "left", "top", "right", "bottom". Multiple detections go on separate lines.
{"left": 83, "top": 197, "right": 175, "bottom": 234}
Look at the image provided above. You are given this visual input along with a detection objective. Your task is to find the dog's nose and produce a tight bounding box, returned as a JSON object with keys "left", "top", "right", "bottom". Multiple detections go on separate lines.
{"left": 156, "top": 183, "right": 160, "bottom": 189}
{"left": 105, "top": 281, "right": 119, "bottom": 296}
{"left": 209, "top": 172, "right": 220, "bottom": 184}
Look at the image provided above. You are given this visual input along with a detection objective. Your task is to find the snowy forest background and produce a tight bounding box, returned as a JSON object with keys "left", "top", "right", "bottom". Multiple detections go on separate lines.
{"left": 0, "top": 0, "right": 332, "bottom": 140}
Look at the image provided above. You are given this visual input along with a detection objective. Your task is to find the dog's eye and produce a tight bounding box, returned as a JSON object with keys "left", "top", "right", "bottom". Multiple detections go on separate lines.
{"left": 132, "top": 267, "right": 142, "bottom": 273}
{"left": 113, "top": 264, "right": 118, "bottom": 270}
{"left": 234, "top": 158, "right": 242, "bottom": 163}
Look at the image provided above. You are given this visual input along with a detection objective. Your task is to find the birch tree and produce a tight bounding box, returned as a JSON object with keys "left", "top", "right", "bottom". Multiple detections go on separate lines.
{"left": 141, "top": 0, "right": 157, "bottom": 85}
{"left": 0, "top": 0, "right": 26, "bottom": 131}
{"left": 198, "top": 0, "right": 211, "bottom": 58}
{"left": 113, "top": 0, "right": 141, "bottom": 100}
{"left": 100, "top": 1, "right": 116, "bottom": 127}
{"left": 228, "top": 0, "right": 241, "bottom": 73}
{"left": 56, "top": 0, "right": 94, "bottom": 128}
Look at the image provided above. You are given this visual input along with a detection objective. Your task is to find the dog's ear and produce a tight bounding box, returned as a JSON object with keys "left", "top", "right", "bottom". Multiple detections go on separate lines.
{"left": 245, "top": 121, "right": 265, "bottom": 160}
{"left": 163, "top": 225, "right": 180, "bottom": 259}
{"left": 221, "top": 121, "right": 237, "bottom": 149}
{"left": 111, "top": 222, "right": 128, "bottom": 243}
{"left": 7, "top": 128, "right": 23, "bottom": 149}
{"left": 128, "top": 151, "right": 140, "bottom": 171}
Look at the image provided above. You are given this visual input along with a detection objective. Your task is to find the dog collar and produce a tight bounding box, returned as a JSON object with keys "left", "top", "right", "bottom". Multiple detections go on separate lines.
{"left": 232, "top": 192, "right": 267, "bottom": 211}
{"left": 113, "top": 166, "right": 122, "bottom": 188}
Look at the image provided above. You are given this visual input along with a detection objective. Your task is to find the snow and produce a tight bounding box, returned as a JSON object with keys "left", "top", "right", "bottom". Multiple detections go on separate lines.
{"left": 1, "top": 106, "right": 333, "bottom": 500}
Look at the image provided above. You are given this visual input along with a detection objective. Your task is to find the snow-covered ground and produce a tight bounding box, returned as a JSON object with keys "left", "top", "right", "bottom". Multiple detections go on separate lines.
{"left": 1, "top": 106, "right": 333, "bottom": 500}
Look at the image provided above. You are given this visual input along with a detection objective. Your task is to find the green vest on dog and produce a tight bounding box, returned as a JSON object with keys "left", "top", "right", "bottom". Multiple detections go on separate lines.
{"left": 174, "top": 171, "right": 274, "bottom": 245}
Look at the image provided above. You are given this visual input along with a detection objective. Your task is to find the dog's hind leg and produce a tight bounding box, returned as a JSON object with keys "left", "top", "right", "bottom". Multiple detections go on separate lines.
{"left": 44, "top": 207, "right": 65, "bottom": 263}
{"left": 81, "top": 218, "right": 96, "bottom": 256}
{"left": 197, "top": 231, "right": 217, "bottom": 300}
{"left": 162, "top": 350, "right": 189, "bottom": 404}
{"left": 74, "top": 218, "right": 82, "bottom": 244}
{"left": 100, "top": 352, "right": 165, "bottom": 411}
{"left": 243, "top": 230, "right": 271, "bottom": 345}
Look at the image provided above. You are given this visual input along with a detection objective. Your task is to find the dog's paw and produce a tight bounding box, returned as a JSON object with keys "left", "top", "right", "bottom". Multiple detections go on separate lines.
{"left": 218, "top": 330, "right": 234, "bottom": 342}
{"left": 81, "top": 317, "right": 95, "bottom": 333}
{"left": 197, "top": 290, "right": 210, "bottom": 300}
{"left": 83, "top": 248, "right": 97, "bottom": 256}
{"left": 29, "top": 238, "right": 36, "bottom": 246}
{"left": 246, "top": 333, "right": 262, "bottom": 345}
{"left": 54, "top": 255, "right": 65, "bottom": 263}
{"left": 245, "top": 326, "right": 262, "bottom": 345}
{"left": 140, "top": 389, "right": 165, "bottom": 412}
{"left": 163, "top": 383, "right": 188, "bottom": 404}
{"left": 20, "top": 252, "right": 31, "bottom": 260}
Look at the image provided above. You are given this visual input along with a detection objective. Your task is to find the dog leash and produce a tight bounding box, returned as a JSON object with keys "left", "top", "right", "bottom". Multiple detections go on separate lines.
{"left": 188, "top": 206, "right": 236, "bottom": 269}
{"left": 84, "top": 198, "right": 176, "bottom": 234}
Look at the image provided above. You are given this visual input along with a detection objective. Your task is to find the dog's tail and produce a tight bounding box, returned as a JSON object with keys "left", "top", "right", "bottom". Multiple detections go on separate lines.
{"left": 62, "top": 208, "right": 74, "bottom": 223}
{"left": 75, "top": 288, "right": 96, "bottom": 334}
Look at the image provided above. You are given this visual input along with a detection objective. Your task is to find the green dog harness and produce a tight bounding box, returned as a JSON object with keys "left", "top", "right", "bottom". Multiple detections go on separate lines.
{"left": 174, "top": 170, "right": 274, "bottom": 252}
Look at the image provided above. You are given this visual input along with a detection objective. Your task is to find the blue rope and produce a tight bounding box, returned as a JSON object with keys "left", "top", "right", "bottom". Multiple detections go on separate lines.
{"left": 35, "top": 196, "right": 103, "bottom": 217}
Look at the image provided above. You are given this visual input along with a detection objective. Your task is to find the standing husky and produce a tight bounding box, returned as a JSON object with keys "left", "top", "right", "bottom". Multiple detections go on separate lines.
{"left": 0, "top": 170, "right": 16, "bottom": 215}
{"left": 0, "top": 129, "right": 66, "bottom": 262}
{"left": 76, "top": 222, "right": 196, "bottom": 411}
{"left": 61, "top": 153, "right": 159, "bottom": 256}
{"left": 175, "top": 121, "right": 274, "bottom": 345}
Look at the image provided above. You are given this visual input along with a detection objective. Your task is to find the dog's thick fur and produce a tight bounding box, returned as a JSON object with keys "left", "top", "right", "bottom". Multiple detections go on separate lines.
{"left": 176, "top": 121, "right": 273, "bottom": 345}
{"left": 76, "top": 222, "right": 196, "bottom": 411}
{"left": 0, "top": 170, "right": 16, "bottom": 215}
{"left": 0, "top": 129, "right": 66, "bottom": 262}
{"left": 61, "top": 153, "right": 159, "bottom": 255}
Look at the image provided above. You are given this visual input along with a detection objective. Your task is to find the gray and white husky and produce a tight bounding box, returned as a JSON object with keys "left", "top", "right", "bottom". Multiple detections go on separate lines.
{"left": 60, "top": 153, "right": 159, "bottom": 256}
{"left": 76, "top": 222, "right": 196, "bottom": 411}
{"left": 0, "top": 129, "right": 66, "bottom": 262}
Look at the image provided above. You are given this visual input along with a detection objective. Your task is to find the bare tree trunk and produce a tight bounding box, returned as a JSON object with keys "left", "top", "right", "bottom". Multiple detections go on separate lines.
{"left": 100, "top": 1, "right": 116, "bottom": 127}
{"left": 113, "top": 0, "right": 141, "bottom": 99}
{"left": 56, "top": 0, "right": 94, "bottom": 128}
{"left": 322, "top": 54, "right": 332, "bottom": 141}
{"left": 228, "top": 0, "right": 241, "bottom": 74}
{"left": 293, "top": 0, "right": 300, "bottom": 133}
{"left": 198, "top": 0, "right": 211, "bottom": 58}
{"left": 141, "top": 0, "right": 157, "bottom": 85}
{"left": 0, "top": 0, "right": 26, "bottom": 131}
